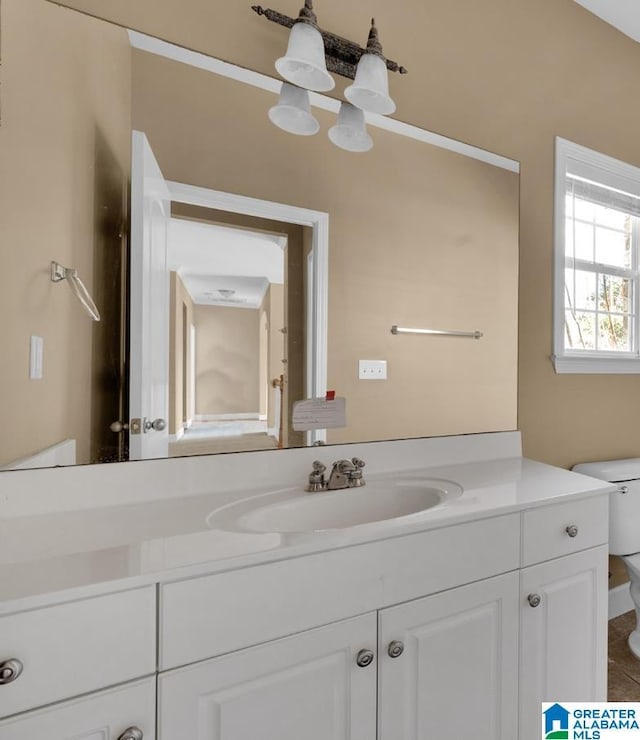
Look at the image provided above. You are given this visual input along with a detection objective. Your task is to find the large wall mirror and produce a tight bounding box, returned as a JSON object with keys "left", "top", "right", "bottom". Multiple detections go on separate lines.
{"left": 0, "top": 0, "right": 519, "bottom": 471}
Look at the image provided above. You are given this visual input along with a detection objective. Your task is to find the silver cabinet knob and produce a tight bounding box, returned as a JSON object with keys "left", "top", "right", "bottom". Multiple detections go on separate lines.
{"left": 0, "top": 659, "right": 23, "bottom": 685}
{"left": 566, "top": 524, "right": 579, "bottom": 538}
{"left": 388, "top": 640, "right": 404, "bottom": 658}
{"left": 144, "top": 417, "right": 166, "bottom": 432}
{"left": 528, "top": 593, "right": 542, "bottom": 608}
{"left": 355, "top": 649, "right": 375, "bottom": 668}
{"left": 118, "top": 728, "right": 143, "bottom": 740}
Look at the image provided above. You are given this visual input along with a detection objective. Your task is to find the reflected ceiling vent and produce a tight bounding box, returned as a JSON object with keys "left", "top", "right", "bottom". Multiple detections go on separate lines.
{"left": 203, "top": 290, "right": 247, "bottom": 305}
{"left": 193, "top": 278, "right": 270, "bottom": 309}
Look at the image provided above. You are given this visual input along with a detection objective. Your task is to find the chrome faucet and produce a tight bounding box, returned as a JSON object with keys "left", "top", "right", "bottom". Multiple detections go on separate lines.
{"left": 305, "top": 457, "right": 366, "bottom": 492}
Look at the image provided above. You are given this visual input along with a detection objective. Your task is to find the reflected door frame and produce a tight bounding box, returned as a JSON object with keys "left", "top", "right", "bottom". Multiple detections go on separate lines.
{"left": 166, "top": 181, "right": 329, "bottom": 446}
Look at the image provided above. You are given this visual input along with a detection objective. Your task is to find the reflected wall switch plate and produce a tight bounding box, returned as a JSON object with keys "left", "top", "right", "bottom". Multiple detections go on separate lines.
{"left": 30, "top": 336, "right": 43, "bottom": 380}
{"left": 359, "top": 359, "right": 387, "bottom": 380}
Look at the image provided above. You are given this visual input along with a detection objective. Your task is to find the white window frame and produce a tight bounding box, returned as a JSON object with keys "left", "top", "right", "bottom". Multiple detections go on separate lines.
{"left": 553, "top": 137, "right": 640, "bottom": 373}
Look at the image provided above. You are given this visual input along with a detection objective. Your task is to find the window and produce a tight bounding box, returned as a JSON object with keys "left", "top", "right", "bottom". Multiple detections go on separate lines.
{"left": 554, "top": 138, "right": 640, "bottom": 373}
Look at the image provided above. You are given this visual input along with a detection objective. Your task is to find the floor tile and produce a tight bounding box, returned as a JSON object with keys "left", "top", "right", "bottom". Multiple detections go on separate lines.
{"left": 609, "top": 610, "right": 640, "bottom": 700}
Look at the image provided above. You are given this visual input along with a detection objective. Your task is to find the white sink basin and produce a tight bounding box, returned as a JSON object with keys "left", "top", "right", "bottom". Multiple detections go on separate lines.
{"left": 207, "top": 478, "right": 463, "bottom": 534}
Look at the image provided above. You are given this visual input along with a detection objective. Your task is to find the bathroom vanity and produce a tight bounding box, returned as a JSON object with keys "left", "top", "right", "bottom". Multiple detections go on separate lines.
{"left": 0, "top": 432, "right": 613, "bottom": 740}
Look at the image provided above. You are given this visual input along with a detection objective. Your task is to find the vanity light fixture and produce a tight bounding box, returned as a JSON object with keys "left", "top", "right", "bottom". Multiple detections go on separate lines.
{"left": 344, "top": 20, "right": 396, "bottom": 116}
{"left": 51, "top": 261, "right": 101, "bottom": 321}
{"left": 252, "top": 2, "right": 407, "bottom": 151}
{"left": 274, "top": 0, "right": 334, "bottom": 93}
{"left": 328, "top": 102, "right": 372, "bottom": 153}
{"left": 268, "top": 82, "right": 320, "bottom": 135}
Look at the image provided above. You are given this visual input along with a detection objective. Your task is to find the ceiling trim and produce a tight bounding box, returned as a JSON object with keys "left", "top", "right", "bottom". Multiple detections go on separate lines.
{"left": 128, "top": 30, "right": 519, "bottom": 174}
{"left": 574, "top": 0, "right": 640, "bottom": 43}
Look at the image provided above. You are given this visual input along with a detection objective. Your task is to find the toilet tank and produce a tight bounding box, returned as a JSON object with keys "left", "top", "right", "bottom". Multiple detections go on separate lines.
{"left": 573, "top": 458, "right": 640, "bottom": 556}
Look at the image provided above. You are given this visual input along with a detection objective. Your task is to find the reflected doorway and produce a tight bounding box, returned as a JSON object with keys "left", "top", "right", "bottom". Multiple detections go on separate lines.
{"left": 161, "top": 182, "right": 329, "bottom": 455}
{"left": 167, "top": 212, "right": 289, "bottom": 455}
{"left": 130, "top": 134, "right": 328, "bottom": 458}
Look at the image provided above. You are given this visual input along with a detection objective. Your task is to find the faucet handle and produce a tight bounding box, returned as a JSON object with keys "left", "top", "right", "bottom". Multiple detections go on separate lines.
{"left": 348, "top": 457, "right": 366, "bottom": 487}
{"left": 306, "top": 460, "right": 327, "bottom": 492}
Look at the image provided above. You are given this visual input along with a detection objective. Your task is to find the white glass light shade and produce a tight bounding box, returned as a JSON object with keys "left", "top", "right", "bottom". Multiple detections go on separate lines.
{"left": 328, "top": 102, "right": 373, "bottom": 153}
{"left": 344, "top": 53, "right": 396, "bottom": 115}
{"left": 268, "top": 82, "right": 320, "bottom": 136}
{"left": 275, "top": 22, "right": 335, "bottom": 93}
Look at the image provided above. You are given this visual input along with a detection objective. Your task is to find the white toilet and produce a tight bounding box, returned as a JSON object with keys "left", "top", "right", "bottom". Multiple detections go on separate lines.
{"left": 574, "top": 458, "right": 640, "bottom": 657}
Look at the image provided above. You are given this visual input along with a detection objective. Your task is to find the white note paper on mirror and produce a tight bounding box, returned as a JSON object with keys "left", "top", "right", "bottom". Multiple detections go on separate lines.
{"left": 292, "top": 397, "right": 347, "bottom": 431}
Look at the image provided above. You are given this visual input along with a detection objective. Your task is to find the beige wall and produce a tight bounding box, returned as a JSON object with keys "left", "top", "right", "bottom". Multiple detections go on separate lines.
{"left": 130, "top": 49, "right": 518, "bottom": 444}
{"left": 284, "top": 228, "right": 308, "bottom": 449}
{"left": 0, "top": 0, "right": 131, "bottom": 467}
{"left": 194, "top": 305, "right": 261, "bottom": 416}
{"left": 169, "top": 272, "right": 195, "bottom": 435}
{"left": 259, "top": 305, "right": 268, "bottom": 421}
{"left": 266, "top": 283, "right": 285, "bottom": 430}
{"left": 51, "top": 0, "right": 640, "bottom": 468}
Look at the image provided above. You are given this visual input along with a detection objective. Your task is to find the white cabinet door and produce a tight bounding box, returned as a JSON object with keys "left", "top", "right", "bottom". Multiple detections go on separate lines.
{"left": 158, "top": 612, "right": 377, "bottom": 740}
{"left": 519, "top": 544, "right": 608, "bottom": 740}
{"left": 0, "top": 678, "right": 155, "bottom": 740}
{"left": 378, "top": 571, "right": 519, "bottom": 740}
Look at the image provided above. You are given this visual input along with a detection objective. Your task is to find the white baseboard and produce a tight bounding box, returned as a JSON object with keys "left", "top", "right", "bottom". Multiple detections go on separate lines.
{"left": 609, "top": 582, "right": 633, "bottom": 620}
{"left": 193, "top": 413, "right": 260, "bottom": 422}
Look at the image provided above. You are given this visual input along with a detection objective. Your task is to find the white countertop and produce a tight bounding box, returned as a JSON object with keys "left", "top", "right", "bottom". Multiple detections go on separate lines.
{"left": 0, "top": 453, "right": 614, "bottom": 614}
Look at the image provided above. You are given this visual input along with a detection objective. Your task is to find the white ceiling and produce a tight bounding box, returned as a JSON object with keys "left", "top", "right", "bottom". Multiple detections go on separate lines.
{"left": 574, "top": 0, "right": 640, "bottom": 42}
{"left": 167, "top": 218, "right": 286, "bottom": 309}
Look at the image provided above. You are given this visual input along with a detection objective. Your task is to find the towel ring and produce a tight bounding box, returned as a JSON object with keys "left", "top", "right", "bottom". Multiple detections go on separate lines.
{"left": 51, "top": 261, "right": 101, "bottom": 322}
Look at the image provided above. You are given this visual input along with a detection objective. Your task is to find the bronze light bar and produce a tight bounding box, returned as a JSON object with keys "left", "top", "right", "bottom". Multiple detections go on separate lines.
{"left": 251, "top": 5, "right": 408, "bottom": 80}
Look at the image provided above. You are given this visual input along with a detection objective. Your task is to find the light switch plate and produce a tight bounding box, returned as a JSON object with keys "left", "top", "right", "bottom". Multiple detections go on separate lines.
{"left": 30, "top": 335, "right": 44, "bottom": 380}
{"left": 359, "top": 359, "right": 387, "bottom": 380}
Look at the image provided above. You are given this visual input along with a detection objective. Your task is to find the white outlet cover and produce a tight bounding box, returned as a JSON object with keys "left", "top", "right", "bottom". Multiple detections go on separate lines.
{"left": 359, "top": 359, "right": 387, "bottom": 380}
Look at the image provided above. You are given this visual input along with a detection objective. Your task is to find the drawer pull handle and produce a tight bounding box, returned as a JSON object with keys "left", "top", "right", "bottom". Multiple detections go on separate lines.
{"left": 118, "top": 729, "right": 143, "bottom": 740}
{"left": 565, "top": 524, "right": 579, "bottom": 538}
{"left": 0, "top": 659, "right": 23, "bottom": 685}
{"left": 388, "top": 640, "right": 405, "bottom": 658}
{"left": 528, "top": 593, "right": 542, "bottom": 608}
{"left": 356, "top": 649, "right": 375, "bottom": 668}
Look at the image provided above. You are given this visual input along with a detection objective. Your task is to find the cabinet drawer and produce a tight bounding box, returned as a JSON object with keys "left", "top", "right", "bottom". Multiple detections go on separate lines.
{"left": 0, "top": 677, "right": 156, "bottom": 740}
{"left": 522, "top": 495, "right": 608, "bottom": 567}
{"left": 160, "top": 513, "right": 520, "bottom": 670}
{"left": 0, "top": 587, "right": 156, "bottom": 719}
